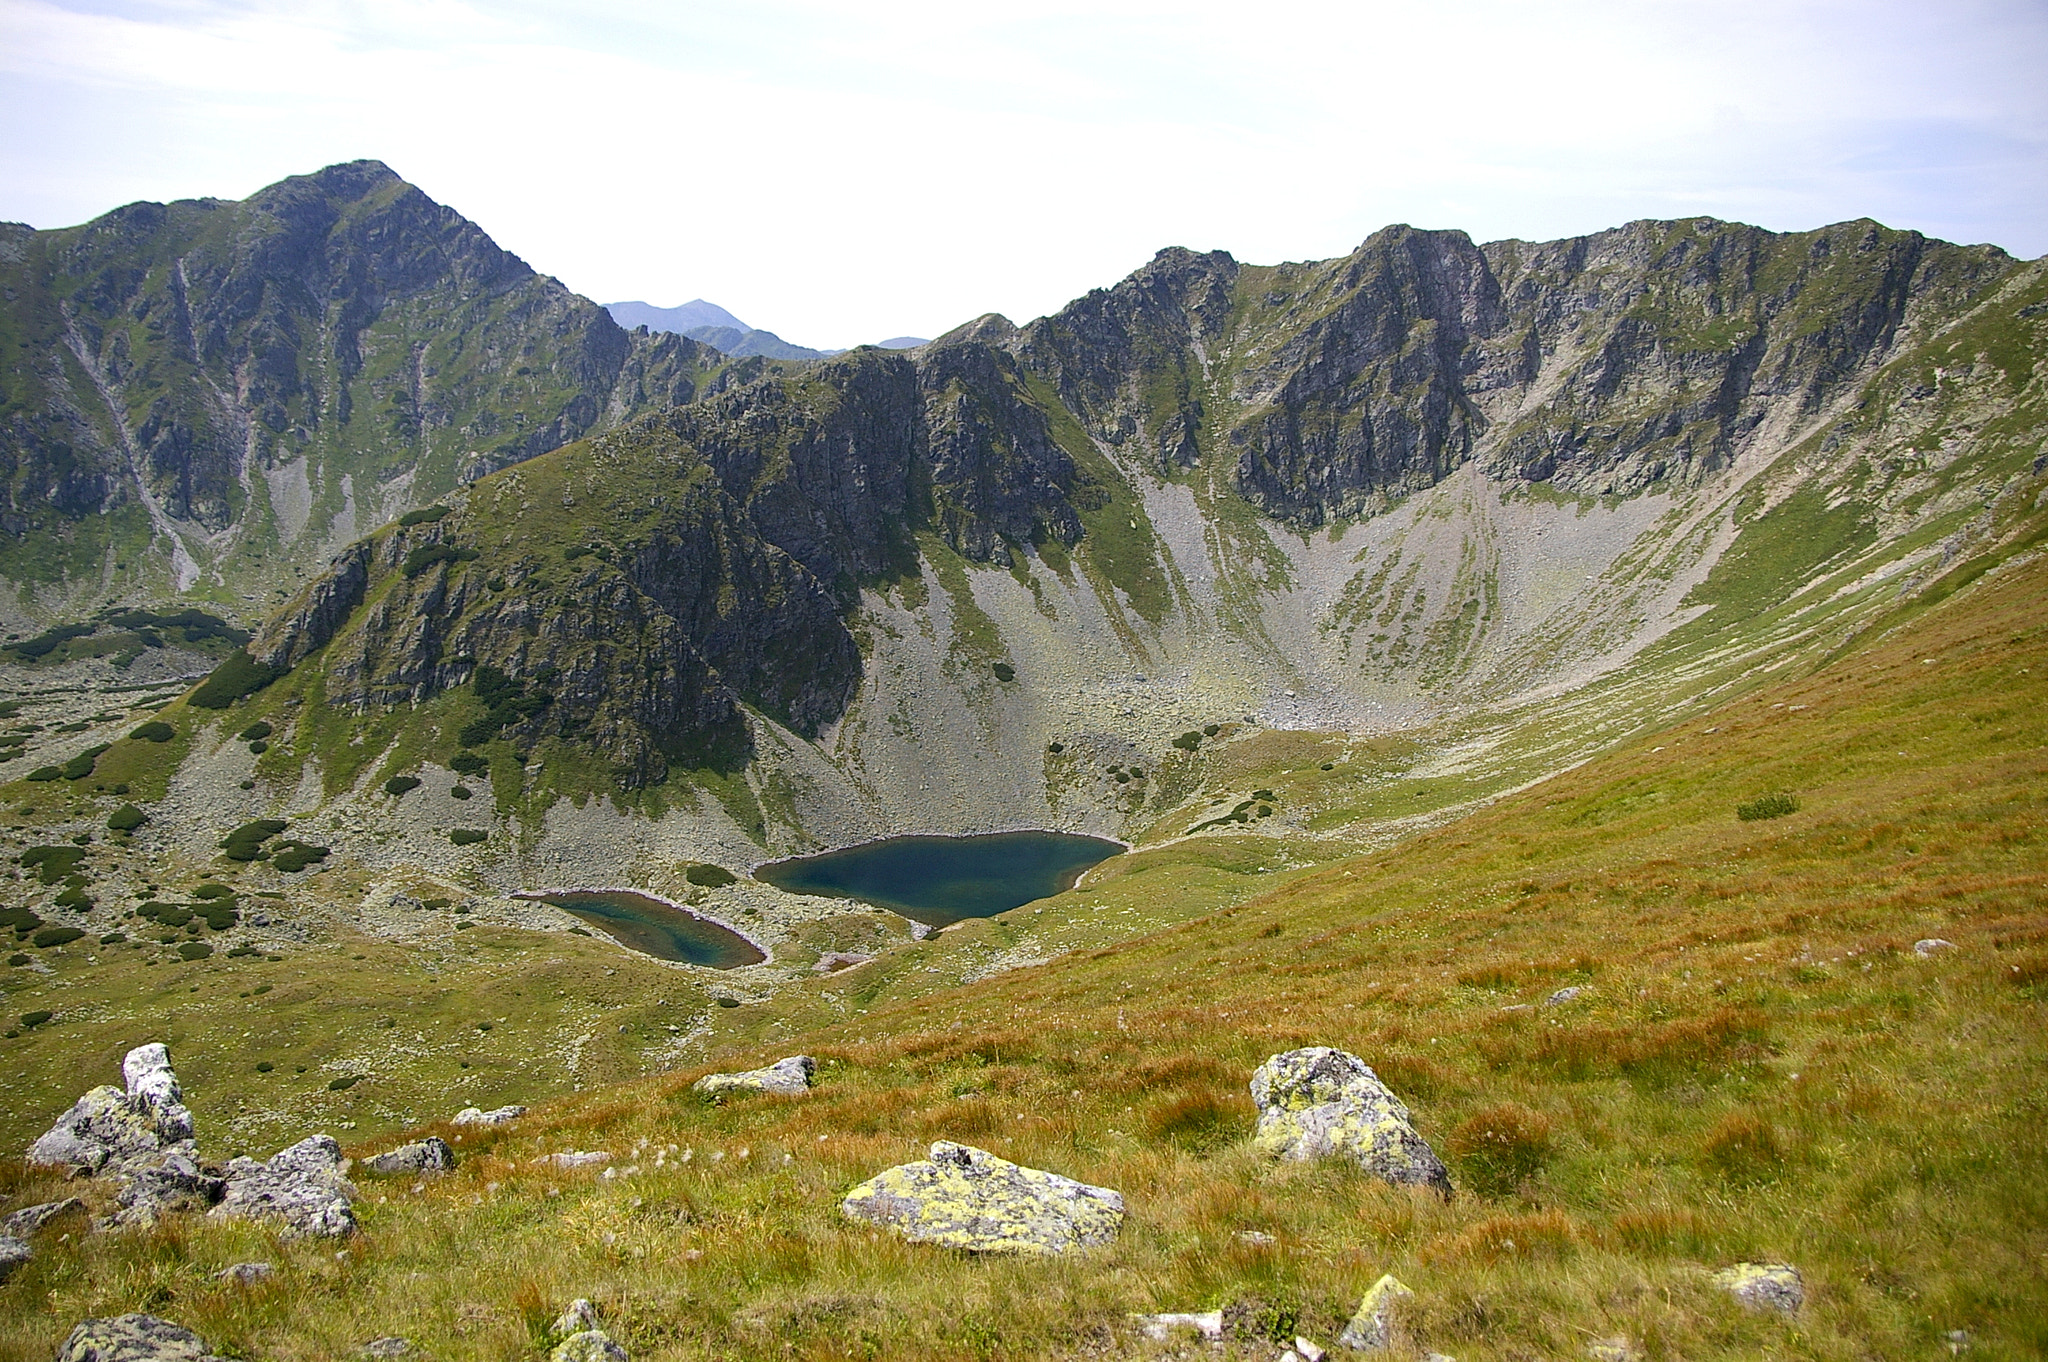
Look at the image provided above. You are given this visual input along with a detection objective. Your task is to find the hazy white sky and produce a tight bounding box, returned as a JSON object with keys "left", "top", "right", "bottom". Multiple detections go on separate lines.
{"left": 3, "top": 0, "right": 2044, "bottom": 347}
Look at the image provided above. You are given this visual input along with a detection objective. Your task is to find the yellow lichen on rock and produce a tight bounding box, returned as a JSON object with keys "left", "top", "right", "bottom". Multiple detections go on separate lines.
{"left": 1251, "top": 1048, "right": 1451, "bottom": 1196}
{"left": 840, "top": 1141, "right": 1124, "bottom": 1254}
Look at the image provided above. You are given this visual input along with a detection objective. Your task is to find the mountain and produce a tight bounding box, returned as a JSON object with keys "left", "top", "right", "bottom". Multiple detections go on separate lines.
{"left": 606, "top": 301, "right": 930, "bottom": 359}
{"left": 0, "top": 162, "right": 739, "bottom": 619}
{"left": 677, "top": 324, "right": 833, "bottom": 362}
{"left": 603, "top": 298, "right": 746, "bottom": 333}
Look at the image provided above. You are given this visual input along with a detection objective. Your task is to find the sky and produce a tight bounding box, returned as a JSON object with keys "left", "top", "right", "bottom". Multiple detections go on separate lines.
{"left": 3, "top": 1, "right": 2045, "bottom": 350}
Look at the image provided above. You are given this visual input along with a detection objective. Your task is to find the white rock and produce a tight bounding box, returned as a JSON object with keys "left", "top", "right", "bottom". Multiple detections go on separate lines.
{"left": 217, "top": 1262, "right": 273, "bottom": 1284}
{"left": 1914, "top": 938, "right": 1956, "bottom": 957}
{"left": 1338, "top": 1274, "right": 1413, "bottom": 1351}
{"left": 553, "top": 1299, "right": 599, "bottom": 1335}
{"left": 1134, "top": 1311, "right": 1225, "bottom": 1341}
{"left": 543, "top": 1151, "right": 613, "bottom": 1169}
{"left": 692, "top": 1055, "right": 815, "bottom": 1097}
{"left": 451, "top": 1104, "right": 526, "bottom": 1126}
{"left": 0, "top": 1234, "right": 30, "bottom": 1283}
{"left": 1544, "top": 986, "right": 1585, "bottom": 1007}
{"left": 1296, "top": 1336, "right": 1327, "bottom": 1361}
{"left": 1712, "top": 1262, "right": 1803, "bottom": 1313}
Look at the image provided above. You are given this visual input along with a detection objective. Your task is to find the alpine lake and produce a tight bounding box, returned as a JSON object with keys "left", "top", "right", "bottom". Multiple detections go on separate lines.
{"left": 755, "top": 830, "right": 1125, "bottom": 927}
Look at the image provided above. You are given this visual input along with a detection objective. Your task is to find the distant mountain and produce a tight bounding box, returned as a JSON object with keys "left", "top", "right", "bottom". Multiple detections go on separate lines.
{"left": 604, "top": 299, "right": 746, "bottom": 334}
{"left": 679, "top": 325, "right": 832, "bottom": 362}
{"left": 874, "top": 337, "right": 929, "bottom": 350}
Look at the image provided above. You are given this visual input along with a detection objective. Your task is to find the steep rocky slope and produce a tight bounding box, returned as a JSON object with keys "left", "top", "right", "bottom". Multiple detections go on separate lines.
{"left": 0, "top": 162, "right": 736, "bottom": 615}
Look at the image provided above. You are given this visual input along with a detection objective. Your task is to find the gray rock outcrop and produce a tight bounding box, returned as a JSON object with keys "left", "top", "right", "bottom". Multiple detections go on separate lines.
{"left": 692, "top": 1055, "right": 815, "bottom": 1097}
{"left": 551, "top": 1331, "right": 628, "bottom": 1362}
{"left": 111, "top": 1145, "right": 225, "bottom": 1228}
{"left": 1337, "top": 1274, "right": 1414, "bottom": 1351}
{"left": 217, "top": 1262, "right": 273, "bottom": 1284}
{"left": 452, "top": 1104, "right": 526, "bottom": 1126}
{"left": 1712, "top": 1262, "right": 1803, "bottom": 1313}
{"left": 29, "top": 1043, "right": 194, "bottom": 1172}
{"left": 3, "top": 1197, "right": 82, "bottom": 1236}
{"left": 0, "top": 1234, "right": 29, "bottom": 1283}
{"left": 1250, "top": 1048, "right": 1451, "bottom": 1196}
{"left": 361, "top": 1137, "right": 455, "bottom": 1175}
{"left": 552, "top": 1300, "right": 599, "bottom": 1335}
{"left": 840, "top": 1141, "right": 1124, "bottom": 1254}
{"left": 55, "top": 1315, "right": 229, "bottom": 1362}
{"left": 210, "top": 1135, "right": 357, "bottom": 1238}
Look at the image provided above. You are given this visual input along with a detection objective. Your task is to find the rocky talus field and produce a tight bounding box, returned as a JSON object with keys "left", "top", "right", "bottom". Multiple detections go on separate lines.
{"left": 1, "top": 165, "right": 2045, "bottom": 1358}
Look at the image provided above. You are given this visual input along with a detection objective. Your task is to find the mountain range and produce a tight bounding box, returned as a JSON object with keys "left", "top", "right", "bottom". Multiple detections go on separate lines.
{"left": 603, "top": 299, "right": 928, "bottom": 362}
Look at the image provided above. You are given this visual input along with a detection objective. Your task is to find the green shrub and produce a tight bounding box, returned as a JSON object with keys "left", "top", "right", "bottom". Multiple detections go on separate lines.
{"left": 1449, "top": 1102, "right": 1555, "bottom": 1196}
{"left": 52, "top": 888, "right": 92, "bottom": 909}
{"left": 403, "top": 543, "right": 480, "bottom": 577}
{"left": 60, "top": 745, "right": 110, "bottom": 779}
{"left": 108, "top": 804, "right": 147, "bottom": 832}
{"left": 20, "top": 846, "right": 86, "bottom": 883}
{"left": 129, "top": 721, "right": 175, "bottom": 743}
{"left": 399, "top": 505, "right": 452, "bottom": 527}
{"left": 450, "top": 752, "right": 488, "bottom": 775}
{"left": 221, "top": 818, "right": 288, "bottom": 861}
{"left": 19, "top": 1010, "right": 52, "bottom": 1028}
{"left": 6, "top": 954, "right": 28, "bottom": 966}
{"left": 190, "top": 650, "right": 280, "bottom": 709}
{"left": 256, "top": 1060, "right": 274, "bottom": 1072}
{"left": 327, "top": 1074, "right": 361, "bottom": 1090}
{"left": 32, "top": 927, "right": 85, "bottom": 948}
{"left": 238, "top": 721, "right": 274, "bottom": 741}
{"left": 24, "top": 766, "right": 60, "bottom": 781}
{"left": 685, "top": 864, "right": 738, "bottom": 888}
{"left": 714, "top": 996, "right": 740, "bottom": 1008}
{"left": 450, "top": 829, "right": 488, "bottom": 847}
{"left": 459, "top": 664, "right": 551, "bottom": 747}
{"left": 249, "top": 740, "right": 268, "bottom": 754}
{"left": 176, "top": 941, "right": 212, "bottom": 961}
{"left": 1173, "top": 731, "right": 1201, "bottom": 750}
{"left": 1203, "top": 723, "right": 1221, "bottom": 736}
{"left": 992, "top": 661, "right": 1016, "bottom": 682}
{"left": 99, "top": 932, "right": 126, "bottom": 945}
{"left": 1046, "top": 741, "right": 1064, "bottom": 753}
{"left": 1737, "top": 792, "right": 1801, "bottom": 821}
{"left": 450, "top": 786, "right": 472, "bottom": 800}
{"left": 384, "top": 775, "right": 423, "bottom": 796}
{"left": 194, "top": 883, "right": 233, "bottom": 900}
{"left": 271, "top": 841, "right": 329, "bottom": 873}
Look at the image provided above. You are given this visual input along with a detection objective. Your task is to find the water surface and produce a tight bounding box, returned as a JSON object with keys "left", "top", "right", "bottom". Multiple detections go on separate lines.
{"left": 522, "top": 890, "right": 765, "bottom": 968}
{"left": 755, "top": 831, "right": 1123, "bottom": 927}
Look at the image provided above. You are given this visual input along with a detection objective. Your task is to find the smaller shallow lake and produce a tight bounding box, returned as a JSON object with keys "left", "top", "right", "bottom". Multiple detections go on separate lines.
{"left": 755, "top": 831, "right": 1124, "bottom": 927}
{"left": 520, "top": 891, "right": 765, "bottom": 969}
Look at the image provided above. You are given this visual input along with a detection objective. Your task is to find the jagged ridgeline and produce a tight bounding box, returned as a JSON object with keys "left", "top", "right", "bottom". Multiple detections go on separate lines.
{"left": 0, "top": 160, "right": 743, "bottom": 601}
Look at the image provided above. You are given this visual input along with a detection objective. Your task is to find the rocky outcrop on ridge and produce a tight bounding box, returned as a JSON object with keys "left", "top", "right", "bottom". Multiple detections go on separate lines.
{"left": 840, "top": 1140, "right": 1125, "bottom": 1254}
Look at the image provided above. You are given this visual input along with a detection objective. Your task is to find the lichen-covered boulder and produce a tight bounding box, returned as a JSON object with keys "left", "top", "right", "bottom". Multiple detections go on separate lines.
{"left": 210, "top": 1134, "right": 356, "bottom": 1238}
{"left": 1337, "top": 1274, "right": 1414, "bottom": 1351}
{"left": 692, "top": 1055, "right": 815, "bottom": 1096}
{"left": 1251, "top": 1048, "right": 1451, "bottom": 1196}
{"left": 361, "top": 1137, "right": 455, "bottom": 1175}
{"left": 111, "top": 1145, "right": 225, "bottom": 1228}
{"left": 553, "top": 1299, "right": 599, "bottom": 1336}
{"left": 3, "top": 1197, "right": 82, "bottom": 1237}
{"left": 0, "top": 1234, "right": 30, "bottom": 1283}
{"left": 1712, "top": 1262, "right": 1803, "bottom": 1313}
{"left": 550, "top": 1330, "right": 628, "bottom": 1362}
{"left": 29, "top": 1044, "right": 195, "bottom": 1172}
{"left": 841, "top": 1141, "right": 1124, "bottom": 1254}
{"left": 56, "top": 1315, "right": 228, "bottom": 1362}
{"left": 451, "top": 1104, "right": 526, "bottom": 1126}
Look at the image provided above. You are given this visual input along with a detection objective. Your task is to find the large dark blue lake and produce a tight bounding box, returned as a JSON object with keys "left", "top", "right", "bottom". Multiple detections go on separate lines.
{"left": 754, "top": 831, "right": 1124, "bottom": 927}
{"left": 520, "top": 891, "right": 765, "bottom": 969}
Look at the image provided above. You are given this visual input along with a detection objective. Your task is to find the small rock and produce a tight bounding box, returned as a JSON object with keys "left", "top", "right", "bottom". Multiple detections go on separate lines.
{"left": 1134, "top": 1311, "right": 1225, "bottom": 1341}
{"left": 56, "top": 1315, "right": 229, "bottom": 1362}
{"left": 1235, "top": 1229, "right": 1276, "bottom": 1246}
{"left": 1296, "top": 1337, "right": 1327, "bottom": 1362}
{"left": 1712, "top": 1262, "right": 1803, "bottom": 1313}
{"left": 3, "top": 1196, "right": 83, "bottom": 1236}
{"left": 1337, "top": 1274, "right": 1413, "bottom": 1351}
{"left": 359, "top": 1339, "right": 411, "bottom": 1358}
{"left": 1422, "top": 1354, "right": 1458, "bottom": 1362}
{"left": 691, "top": 1055, "right": 816, "bottom": 1097}
{"left": 210, "top": 1134, "right": 357, "bottom": 1238}
{"left": 543, "top": 1151, "right": 613, "bottom": 1169}
{"left": 550, "top": 1330, "right": 628, "bottom": 1362}
{"left": 553, "top": 1299, "right": 599, "bottom": 1336}
{"left": 812, "top": 952, "right": 874, "bottom": 974}
{"left": 1251, "top": 1048, "right": 1451, "bottom": 1196}
{"left": 0, "top": 1234, "right": 30, "bottom": 1283}
{"left": 217, "top": 1262, "right": 274, "bottom": 1284}
{"left": 1586, "top": 1338, "right": 1635, "bottom": 1362}
{"left": 1499, "top": 1004, "right": 1533, "bottom": 1013}
{"left": 1946, "top": 1328, "right": 1972, "bottom": 1354}
{"left": 451, "top": 1104, "right": 526, "bottom": 1126}
{"left": 1544, "top": 986, "right": 1585, "bottom": 1007}
{"left": 1914, "top": 938, "right": 1956, "bottom": 957}
{"left": 361, "top": 1137, "right": 455, "bottom": 1176}
{"left": 841, "top": 1141, "right": 1124, "bottom": 1254}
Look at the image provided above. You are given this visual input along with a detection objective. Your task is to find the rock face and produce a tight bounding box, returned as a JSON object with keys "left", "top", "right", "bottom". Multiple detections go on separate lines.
{"left": 1713, "top": 1262, "right": 1804, "bottom": 1313}
{"left": 451, "top": 1104, "right": 526, "bottom": 1126}
{"left": 29, "top": 1042, "right": 195, "bottom": 1171}
{"left": 210, "top": 1134, "right": 357, "bottom": 1238}
{"left": 840, "top": 1140, "right": 1125, "bottom": 1254}
{"left": 55, "top": 1315, "right": 229, "bottom": 1362}
{"left": 3, "top": 1196, "right": 82, "bottom": 1236}
{"left": 361, "top": 1137, "right": 455, "bottom": 1175}
{"left": 0, "top": 1234, "right": 29, "bottom": 1283}
{"left": 1250, "top": 1048, "right": 1451, "bottom": 1196}
{"left": 692, "top": 1055, "right": 815, "bottom": 1096}
{"left": 112, "top": 1144, "right": 225, "bottom": 1228}
{"left": 550, "top": 1332, "right": 628, "bottom": 1362}
{"left": 1337, "top": 1274, "right": 1415, "bottom": 1351}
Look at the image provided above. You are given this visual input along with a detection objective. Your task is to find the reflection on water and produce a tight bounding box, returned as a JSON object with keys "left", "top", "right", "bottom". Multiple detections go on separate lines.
{"left": 755, "top": 831, "right": 1124, "bottom": 927}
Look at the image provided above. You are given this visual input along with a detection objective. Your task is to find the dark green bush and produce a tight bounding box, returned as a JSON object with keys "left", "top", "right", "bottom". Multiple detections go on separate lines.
{"left": 221, "top": 818, "right": 288, "bottom": 861}
{"left": 19, "top": 1010, "right": 52, "bottom": 1028}
{"left": 271, "top": 841, "right": 329, "bottom": 873}
{"left": 33, "top": 927, "right": 85, "bottom": 948}
{"left": 450, "top": 752, "right": 488, "bottom": 775}
{"left": 108, "top": 804, "right": 147, "bottom": 832}
{"left": 238, "top": 721, "right": 274, "bottom": 741}
{"left": 714, "top": 996, "right": 741, "bottom": 1008}
{"left": 399, "top": 505, "right": 451, "bottom": 527}
{"left": 384, "top": 775, "right": 422, "bottom": 797}
{"left": 403, "top": 543, "right": 480, "bottom": 577}
{"left": 190, "top": 651, "right": 280, "bottom": 709}
{"left": 1203, "top": 723, "right": 1221, "bottom": 736}
{"left": 450, "top": 829, "right": 488, "bottom": 847}
{"left": 53, "top": 888, "right": 92, "bottom": 909}
{"left": 685, "top": 864, "right": 737, "bottom": 888}
{"left": 991, "top": 661, "right": 1016, "bottom": 682}
{"left": 1737, "top": 792, "right": 1800, "bottom": 821}
{"left": 451, "top": 786, "right": 472, "bottom": 800}
{"left": 20, "top": 846, "right": 86, "bottom": 883}
{"left": 326, "top": 1074, "right": 361, "bottom": 1090}
{"left": 129, "top": 721, "right": 174, "bottom": 743}
{"left": 1173, "top": 731, "right": 1201, "bottom": 750}
{"left": 249, "top": 740, "right": 268, "bottom": 755}
{"left": 255, "top": 1060, "right": 274, "bottom": 1072}
{"left": 6, "top": 954, "right": 28, "bottom": 966}
{"left": 25, "top": 766, "right": 59, "bottom": 781}
{"left": 61, "top": 745, "right": 111, "bottom": 779}
{"left": 1046, "top": 741, "right": 1064, "bottom": 753}
{"left": 176, "top": 941, "right": 212, "bottom": 960}
{"left": 99, "top": 932, "right": 126, "bottom": 945}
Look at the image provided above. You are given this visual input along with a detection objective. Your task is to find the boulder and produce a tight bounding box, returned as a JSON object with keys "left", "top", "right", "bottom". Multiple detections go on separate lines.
{"left": 110, "top": 1145, "right": 225, "bottom": 1228}
{"left": 359, "top": 1340, "right": 410, "bottom": 1358}
{"left": 1712, "top": 1262, "right": 1803, "bottom": 1313}
{"left": 1250, "top": 1048, "right": 1451, "bottom": 1196}
{"left": 692, "top": 1055, "right": 815, "bottom": 1096}
{"left": 840, "top": 1141, "right": 1124, "bottom": 1254}
{"left": 1544, "top": 986, "right": 1585, "bottom": 1007}
{"left": 361, "top": 1137, "right": 455, "bottom": 1176}
{"left": 29, "top": 1044, "right": 195, "bottom": 1172}
{"left": 55, "top": 1315, "right": 229, "bottom": 1362}
{"left": 210, "top": 1135, "right": 357, "bottom": 1238}
{"left": 551, "top": 1331, "right": 628, "bottom": 1362}
{"left": 0, "top": 1234, "right": 29, "bottom": 1283}
{"left": 3, "top": 1196, "right": 82, "bottom": 1236}
{"left": 1337, "top": 1274, "right": 1413, "bottom": 1351}
{"left": 1134, "top": 1311, "right": 1225, "bottom": 1342}
{"left": 542, "top": 1151, "right": 612, "bottom": 1169}
{"left": 553, "top": 1299, "right": 600, "bottom": 1335}
{"left": 813, "top": 952, "right": 874, "bottom": 974}
{"left": 1914, "top": 938, "right": 1957, "bottom": 957}
{"left": 451, "top": 1104, "right": 526, "bottom": 1126}
{"left": 217, "top": 1262, "right": 273, "bottom": 1284}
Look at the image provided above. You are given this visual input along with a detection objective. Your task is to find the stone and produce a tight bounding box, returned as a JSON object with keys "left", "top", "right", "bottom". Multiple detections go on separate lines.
{"left": 551, "top": 1330, "right": 628, "bottom": 1362}
{"left": 1586, "top": 1338, "right": 1636, "bottom": 1362}
{"left": 29, "top": 1044, "right": 195, "bottom": 1173}
{"left": 813, "top": 952, "right": 874, "bottom": 974}
{"left": 691, "top": 1055, "right": 816, "bottom": 1096}
{"left": 1711, "top": 1262, "right": 1803, "bottom": 1313}
{"left": 451, "top": 1104, "right": 526, "bottom": 1126}
{"left": 1250, "top": 1048, "right": 1451, "bottom": 1196}
{"left": 1235, "top": 1229, "right": 1276, "bottom": 1245}
{"left": 1544, "top": 986, "right": 1585, "bottom": 1007}
{"left": 55, "top": 1314, "right": 229, "bottom": 1362}
{"left": 217, "top": 1262, "right": 273, "bottom": 1284}
{"left": 359, "top": 1339, "right": 410, "bottom": 1358}
{"left": 1296, "top": 1337, "right": 1327, "bottom": 1362}
{"left": 542, "top": 1151, "right": 612, "bottom": 1169}
{"left": 0, "top": 1233, "right": 30, "bottom": 1283}
{"left": 3, "top": 1196, "right": 82, "bottom": 1236}
{"left": 1914, "top": 938, "right": 1957, "bottom": 957}
{"left": 1337, "top": 1274, "right": 1413, "bottom": 1351}
{"left": 361, "top": 1137, "right": 455, "bottom": 1176}
{"left": 1134, "top": 1311, "right": 1224, "bottom": 1341}
{"left": 840, "top": 1141, "right": 1124, "bottom": 1254}
{"left": 553, "top": 1299, "right": 599, "bottom": 1335}
{"left": 211, "top": 1135, "right": 357, "bottom": 1238}
{"left": 110, "top": 1145, "right": 224, "bottom": 1228}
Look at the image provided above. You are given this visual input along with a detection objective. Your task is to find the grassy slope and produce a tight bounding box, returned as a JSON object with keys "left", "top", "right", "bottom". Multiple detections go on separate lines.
{"left": 3, "top": 545, "right": 2043, "bottom": 1361}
